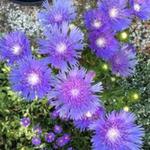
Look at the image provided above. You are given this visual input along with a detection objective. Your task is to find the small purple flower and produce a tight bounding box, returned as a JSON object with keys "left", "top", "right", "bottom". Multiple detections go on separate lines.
{"left": 20, "top": 117, "right": 30, "bottom": 127}
{"left": 130, "top": 0, "right": 150, "bottom": 20}
{"left": 89, "top": 27, "right": 119, "bottom": 60}
{"left": 38, "top": 0, "right": 76, "bottom": 26}
{"left": 33, "top": 124, "right": 42, "bottom": 134}
{"left": 56, "top": 134, "right": 70, "bottom": 147}
{"left": 50, "top": 110, "right": 59, "bottom": 120}
{"left": 108, "top": 45, "right": 137, "bottom": 77}
{"left": 62, "top": 133, "right": 71, "bottom": 144}
{"left": 9, "top": 56, "right": 52, "bottom": 100}
{"left": 84, "top": 8, "right": 109, "bottom": 31}
{"left": 54, "top": 125, "right": 63, "bottom": 134}
{"left": 0, "top": 31, "right": 31, "bottom": 64}
{"left": 99, "top": 0, "right": 132, "bottom": 31}
{"left": 45, "top": 132, "right": 55, "bottom": 143}
{"left": 49, "top": 67, "right": 103, "bottom": 120}
{"left": 90, "top": 111, "right": 144, "bottom": 150}
{"left": 32, "top": 136, "right": 41, "bottom": 146}
{"left": 74, "top": 107, "right": 105, "bottom": 131}
{"left": 39, "top": 24, "right": 83, "bottom": 70}
{"left": 67, "top": 147, "right": 73, "bottom": 150}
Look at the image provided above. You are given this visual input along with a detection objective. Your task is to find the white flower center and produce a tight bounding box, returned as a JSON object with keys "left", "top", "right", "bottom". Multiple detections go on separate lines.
{"left": 121, "top": 32, "right": 128, "bottom": 39}
{"left": 56, "top": 43, "right": 67, "bottom": 53}
{"left": 71, "top": 88, "right": 80, "bottom": 97}
{"left": 27, "top": 73, "right": 40, "bottom": 86}
{"left": 92, "top": 20, "right": 102, "bottom": 28}
{"left": 54, "top": 14, "right": 63, "bottom": 22}
{"left": 96, "top": 37, "right": 106, "bottom": 48}
{"left": 107, "top": 128, "right": 120, "bottom": 142}
{"left": 109, "top": 8, "right": 119, "bottom": 18}
{"left": 134, "top": 3, "right": 141, "bottom": 12}
{"left": 12, "top": 44, "right": 22, "bottom": 55}
{"left": 85, "top": 111, "right": 92, "bottom": 118}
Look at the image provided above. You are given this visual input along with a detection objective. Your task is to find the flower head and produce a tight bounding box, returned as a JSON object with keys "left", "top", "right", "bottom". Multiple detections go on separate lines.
{"left": 0, "top": 31, "right": 31, "bottom": 64}
{"left": 99, "top": 0, "right": 132, "bottom": 31}
{"left": 33, "top": 124, "right": 42, "bottom": 134}
{"left": 49, "top": 67, "right": 103, "bottom": 120}
{"left": 38, "top": 0, "right": 76, "bottom": 26}
{"left": 89, "top": 27, "right": 119, "bottom": 60}
{"left": 9, "top": 56, "right": 52, "bottom": 100}
{"left": 108, "top": 45, "right": 137, "bottom": 77}
{"left": 32, "top": 136, "right": 41, "bottom": 146}
{"left": 54, "top": 125, "right": 63, "bottom": 134}
{"left": 74, "top": 106, "right": 105, "bottom": 131}
{"left": 84, "top": 8, "right": 109, "bottom": 31}
{"left": 90, "top": 111, "right": 144, "bottom": 150}
{"left": 56, "top": 134, "right": 71, "bottom": 147}
{"left": 39, "top": 24, "right": 83, "bottom": 70}
{"left": 130, "top": 0, "right": 150, "bottom": 20}
{"left": 20, "top": 117, "right": 30, "bottom": 127}
{"left": 45, "top": 132, "right": 55, "bottom": 143}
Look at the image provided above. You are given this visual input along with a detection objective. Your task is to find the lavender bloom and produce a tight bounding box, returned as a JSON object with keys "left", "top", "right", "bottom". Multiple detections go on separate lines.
{"left": 20, "top": 117, "right": 30, "bottom": 127}
{"left": 99, "top": 0, "right": 132, "bottom": 31}
{"left": 32, "top": 136, "right": 41, "bottom": 146}
{"left": 108, "top": 45, "right": 137, "bottom": 77}
{"left": 62, "top": 133, "right": 71, "bottom": 144}
{"left": 84, "top": 8, "right": 109, "bottom": 31}
{"left": 39, "top": 24, "right": 83, "bottom": 70}
{"left": 9, "top": 56, "right": 52, "bottom": 100}
{"left": 49, "top": 67, "right": 103, "bottom": 120}
{"left": 56, "top": 134, "right": 70, "bottom": 147}
{"left": 38, "top": 0, "right": 76, "bottom": 27}
{"left": 50, "top": 110, "right": 59, "bottom": 120}
{"left": 33, "top": 124, "right": 42, "bottom": 134}
{"left": 45, "top": 132, "right": 55, "bottom": 143}
{"left": 90, "top": 111, "right": 144, "bottom": 150}
{"left": 74, "top": 107, "right": 105, "bottom": 131}
{"left": 130, "top": 0, "right": 150, "bottom": 20}
{"left": 0, "top": 31, "right": 31, "bottom": 64}
{"left": 89, "top": 27, "right": 119, "bottom": 60}
{"left": 54, "top": 125, "right": 63, "bottom": 134}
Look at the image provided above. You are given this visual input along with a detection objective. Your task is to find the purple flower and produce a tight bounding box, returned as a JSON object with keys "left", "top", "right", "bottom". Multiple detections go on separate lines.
{"left": 38, "top": 0, "right": 76, "bottom": 27}
{"left": 108, "top": 45, "right": 137, "bottom": 77}
{"left": 20, "top": 117, "right": 30, "bottom": 127}
{"left": 67, "top": 147, "right": 73, "bottom": 150}
{"left": 9, "top": 56, "right": 52, "bottom": 100}
{"left": 54, "top": 125, "right": 63, "bottom": 134}
{"left": 89, "top": 27, "right": 119, "bottom": 60}
{"left": 50, "top": 110, "right": 59, "bottom": 120}
{"left": 45, "top": 132, "right": 55, "bottom": 143}
{"left": 74, "top": 107, "right": 105, "bottom": 131}
{"left": 49, "top": 67, "right": 103, "bottom": 120}
{"left": 56, "top": 134, "right": 70, "bottom": 147}
{"left": 33, "top": 124, "right": 42, "bottom": 134}
{"left": 39, "top": 24, "right": 83, "bottom": 70}
{"left": 90, "top": 111, "right": 144, "bottom": 150}
{"left": 99, "top": 0, "right": 132, "bottom": 31}
{"left": 32, "top": 136, "right": 41, "bottom": 146}
{"left": 129, "top": 0, "right": 150, "bottom": 20}
{"left": 84, "top": 8, "right": 109, "bottom": 31}
{"left": 0, "top": 31, "right": 31, "bottom": 64}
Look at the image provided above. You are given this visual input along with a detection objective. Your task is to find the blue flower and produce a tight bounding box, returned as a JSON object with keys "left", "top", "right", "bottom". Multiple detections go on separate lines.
{"left": 49, "top": 67, "right": 103, "bottom": 120}
{"left": 0, "top": 31, "right": 31, "bottom": 64}
{"left": 45, "top": 132, "right": 55, "bottom": 143}
{"left": 54, "top": 125, "right": 63, "bottom": 134}
{"left": 89, "top": 27, "right": 119, "bottom": 60}
{"left": 20, "top": 117, "right": 30, "bottom": 127}
{"left": 90, "top": 111, "right": 144, "bottom": 150}
{"left": 130, "top": 0, "right": 150, "bottom": 20}
{"left": 39, "top": 24, "right": 83, "bottom": 70}
{"left": 9, "top": 56, "right": 52, "bottom": 100}
{"left": 108, "top": 45, "right": 137, "bottom": 77}
{"left": 32, "top": 136, "right": 41, "bottom": 146}
{"left": 99, "top": 0, "right": 132, "bottom": 31}
{"left": 38, "top": 0, "right": 76, "bottom": 27}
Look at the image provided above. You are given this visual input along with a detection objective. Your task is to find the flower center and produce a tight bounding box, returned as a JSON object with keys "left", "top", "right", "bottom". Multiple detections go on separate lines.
{"left": 85, "top": 111, "right": 92, "bottom": 118}
{"left": 71, "top": 88, "right": 80, "bottom": 97}
{"left": 92, "top": 20, "right": 102, "bottom": 28}
{"left": 12, "top": 44, "right": 22, "bottom": 55}
{"left": 54, "top": 13, "right": 63, "bottom": 22}
{"left": 27, "top": 72, "right": 40, "bottom": 86}
{"left": 96, "top": 37, "right": 106, "bottom": 48}
{"left": 134, "top": 3, "right": 141, "bottom": 12}
{"left": 106, "top": 128, "right": 120, "bottom": 142}
{"left": 109, "top": 8, "right": 119, "bottom": 18}
{"left": 56, "top": 43, "right": 67, "bottom": 53}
